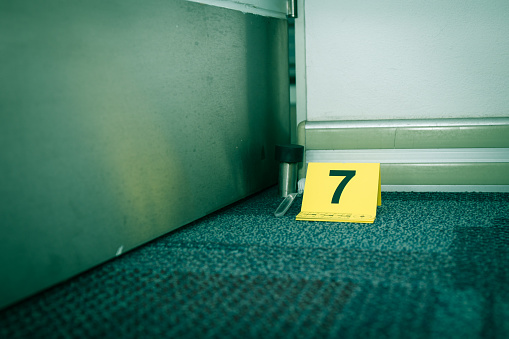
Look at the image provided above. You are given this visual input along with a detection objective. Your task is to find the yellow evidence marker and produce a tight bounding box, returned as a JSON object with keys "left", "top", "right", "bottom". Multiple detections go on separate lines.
{"left": 296, "top": 163, "right": 381, "bottom": 223}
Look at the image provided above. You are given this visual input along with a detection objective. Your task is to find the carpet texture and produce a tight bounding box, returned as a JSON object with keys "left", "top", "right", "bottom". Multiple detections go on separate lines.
{"left": 1, "top": 188, "right": 509, "bottom": 338}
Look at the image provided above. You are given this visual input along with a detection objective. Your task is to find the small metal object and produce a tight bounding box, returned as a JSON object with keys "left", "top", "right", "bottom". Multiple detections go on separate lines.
{"left": 275, "top": 144, "right": 304, "bottom": 198}
{"left": 274, "top": 193, "right": 298, "bottom": 217}
{"left": 274, "top": 178, "right": 306, "bottom": 218}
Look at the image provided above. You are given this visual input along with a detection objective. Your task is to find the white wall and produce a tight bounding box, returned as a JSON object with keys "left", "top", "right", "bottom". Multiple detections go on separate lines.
{"left": 303, "top": 0, "right": 509, "bottom": 122}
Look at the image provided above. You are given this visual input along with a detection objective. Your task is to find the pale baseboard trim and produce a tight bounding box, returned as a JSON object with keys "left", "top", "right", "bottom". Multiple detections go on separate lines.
{"left": 298, "top": 118, "right": 509, "bottom": 190}
{"left": 382, "top": 185, "right": 509, "bottom": 192}
{"left": 306, "top": 148, "right": 509, "bottom": 164}
{"left": 305, "top": 117, "right": 509, "bottom": 129}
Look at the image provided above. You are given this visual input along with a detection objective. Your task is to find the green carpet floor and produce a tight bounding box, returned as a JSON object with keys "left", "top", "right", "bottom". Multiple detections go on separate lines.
{"left": 1, "top": 187, "right": 508, "bottom": 338}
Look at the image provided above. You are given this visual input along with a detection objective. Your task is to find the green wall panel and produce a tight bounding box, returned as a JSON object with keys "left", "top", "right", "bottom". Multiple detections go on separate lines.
{"left": 0, "top": 0, "right": 289, "bottom": 309}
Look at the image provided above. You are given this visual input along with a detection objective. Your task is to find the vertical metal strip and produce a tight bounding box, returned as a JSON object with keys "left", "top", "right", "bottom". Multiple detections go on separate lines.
{"left": 287, "top": 0, "right": 297, "bottom": 18}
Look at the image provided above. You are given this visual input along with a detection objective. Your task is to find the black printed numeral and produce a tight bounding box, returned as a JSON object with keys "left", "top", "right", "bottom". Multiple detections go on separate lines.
{"left": 329, "top": 170, "right": 356, "bottom": 204}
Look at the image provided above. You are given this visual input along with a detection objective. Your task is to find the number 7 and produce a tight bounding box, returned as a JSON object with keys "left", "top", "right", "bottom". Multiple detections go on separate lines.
{"left": 329, "top": 170, "right": 356, "bottom": 204}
